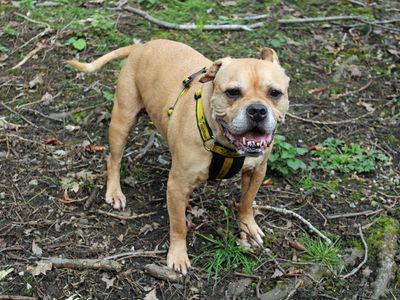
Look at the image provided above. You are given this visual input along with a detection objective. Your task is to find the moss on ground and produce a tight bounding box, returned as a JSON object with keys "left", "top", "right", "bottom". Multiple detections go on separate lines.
{"left": 366, "top": 216, "right": 400, "bottom": 259}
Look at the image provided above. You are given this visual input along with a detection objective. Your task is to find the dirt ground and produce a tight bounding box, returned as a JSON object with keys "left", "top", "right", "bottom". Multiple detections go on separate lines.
{"left": 0, "top": 0, "right": 399, "bottom": 299}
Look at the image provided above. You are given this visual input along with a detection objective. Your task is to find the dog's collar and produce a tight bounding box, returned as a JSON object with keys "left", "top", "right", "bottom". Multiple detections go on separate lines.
{"left": 194, "top": 89, "right": 245, "bottom": 180}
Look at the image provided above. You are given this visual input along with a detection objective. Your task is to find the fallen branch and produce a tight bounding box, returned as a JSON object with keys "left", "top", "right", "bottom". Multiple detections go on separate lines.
{"left": 42, "top": 257, "right": 122, "bottom": 272}
{"left": 331, "top": 80, "right": 373, "bottom": 100}
{"left": 286, "top": 111, "right": 373, "bottom": 126}
{"left": 278, "top": 15, "right": 364, "bottom": 24}
{"left": 104, "top": 250, "right": 166, "bottom": 260}
{"left": 0, "top": 296, "right": 37, "bottom": 300}
{"left": 371, "top": 218, "right": 399, "bottom": 300}
{"left": 122, "top": 6, "right": 399, "bottom": 33}
{"left": 11, "top": 43, "right": 46, "bottom": 70}
{"left": 144, "top": 263, "right": 183, "bottom": 282}
{"left": 327, "top": 209, "right": 383, "bottom": 220}
{"left": 96, "top": 209, "right": 157, "bottom": 220}
{"left": 258, "top": 205, "right": 332, "bottom": 245}
{"left": 124, "top": 6, "right": 262, "bottom": 31}
{"left": 341, "top": 225, "right": 368, "bottom": 279}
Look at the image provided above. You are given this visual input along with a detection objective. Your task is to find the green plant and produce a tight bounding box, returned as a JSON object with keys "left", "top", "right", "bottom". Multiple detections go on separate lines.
{"left": 68, "top": 37, "right": 86, "bottom": 51}
{"left": 309, "top": 138, "right": 388, "bottom": 173}
{"left": 90, "top": 13, "right": 114, "bottom": 34}
{"left": 193, "top": 204, "right": 262, "bottom": 284}
{"left": 0, "top": 44, "right": 9, "bottom": 53}
{"left": 103, "top": 91, "right": 114, "bottom": 102}
{"left": 268, "top": 135, "right": 307, "bottom": 175}
{"left": 19, "top": 0, "right": 36, "bottom": 10}
{"left": 300, "top": 236, "right": 342, "bottom": 271}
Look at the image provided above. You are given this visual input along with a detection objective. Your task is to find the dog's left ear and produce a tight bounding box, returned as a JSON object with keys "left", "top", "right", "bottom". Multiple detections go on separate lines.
{"left": 200, "top": 57, "right": 231, "bottom": 83}
{"left": 260, "top": 47, "right": 280, "bottom": 64}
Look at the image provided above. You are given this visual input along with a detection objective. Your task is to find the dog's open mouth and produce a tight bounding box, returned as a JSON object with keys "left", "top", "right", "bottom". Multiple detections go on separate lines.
{"left": 223, "top": 127, "right": 275, "bottom": 156}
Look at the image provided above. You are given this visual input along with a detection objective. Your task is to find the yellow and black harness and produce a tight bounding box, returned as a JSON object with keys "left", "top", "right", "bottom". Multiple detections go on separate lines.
{"left": 168, "top": 68, "right": 245, "bottom": 180}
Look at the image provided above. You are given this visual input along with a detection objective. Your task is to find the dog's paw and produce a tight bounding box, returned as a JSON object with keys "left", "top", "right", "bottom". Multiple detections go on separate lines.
{"left": 105, "top": 189, "right": 126, "bottom": 210}
{"left": 238, "top": 217, "right": 265, "bottom": 246}
{"left": 167, "top": 244, "right": 191, "bottom": 275}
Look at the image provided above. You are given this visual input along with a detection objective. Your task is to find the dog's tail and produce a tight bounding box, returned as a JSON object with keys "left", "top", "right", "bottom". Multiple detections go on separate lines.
{"left": 65, "top": 45, "right": 136, "bottom": 73}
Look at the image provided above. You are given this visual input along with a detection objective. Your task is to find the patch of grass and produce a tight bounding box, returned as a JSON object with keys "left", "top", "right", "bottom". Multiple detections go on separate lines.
{"left": 268, "top": 135, "right": 307, "bottom": 175}
{"left": 193, "top": 204, "right": 262, "bottom": 284}
{"left": 297, "top": 175, "right": 341, "bottom": 193}
{"left": 309, "top": 138, "right": 388, "bottom": 173}
{"left": 130, "top": 167, "right": 150, "bottom": 180}
{"left": 300, "top": 236, "right": 342, "bottom": 271}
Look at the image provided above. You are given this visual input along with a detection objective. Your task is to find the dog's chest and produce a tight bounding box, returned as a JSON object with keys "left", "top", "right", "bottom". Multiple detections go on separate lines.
{"left": 242, "top": 156, "right": 264, "bottom": 172}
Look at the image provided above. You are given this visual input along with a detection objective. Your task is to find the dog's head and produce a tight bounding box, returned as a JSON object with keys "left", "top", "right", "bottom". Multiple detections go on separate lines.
{"left": 200, "top": 48, "right": 290, "bottom": 156}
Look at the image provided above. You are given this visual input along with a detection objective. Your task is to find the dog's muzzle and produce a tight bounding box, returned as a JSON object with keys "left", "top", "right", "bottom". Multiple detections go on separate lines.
{"left": 220, "top": 103, "right": 277, "bottom": 156}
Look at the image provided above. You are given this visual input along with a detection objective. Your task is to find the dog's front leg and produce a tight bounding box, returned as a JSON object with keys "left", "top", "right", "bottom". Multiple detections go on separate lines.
{"left": 166, "top": 167, "right": 193, "bottom": 275}
{"left": 238, "top": 157, "right": 268, "bottom": 246}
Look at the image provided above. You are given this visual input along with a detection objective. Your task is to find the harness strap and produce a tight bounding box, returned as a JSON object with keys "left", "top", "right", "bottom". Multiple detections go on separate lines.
{"left": 194, "top": 89, "right": 245, "bottom": 180}
{"left": 168, "top": 67, "right": 207, "bottom": 117}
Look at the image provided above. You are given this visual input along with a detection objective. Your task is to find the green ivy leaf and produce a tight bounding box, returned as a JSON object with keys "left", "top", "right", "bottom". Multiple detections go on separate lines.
{"left": 72, "top": 38, "right": 86, "bottom": 51}
{"left": 287, "top": 159, "right": 306, "bottom": 170}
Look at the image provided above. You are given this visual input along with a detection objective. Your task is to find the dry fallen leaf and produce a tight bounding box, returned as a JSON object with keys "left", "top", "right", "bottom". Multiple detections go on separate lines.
{"left": 32, "top": 240, "right": 43, "bottom": 256}
{"left": 42, "top": 136, "right": 62, "bottom": 145}
{"left": 308, "top": 145, "right": 326, "bottom": 152}
{"left": 28, "top": 73, "right": 44, "bottom": 89}
{"left": 101, "top": 273, "right": 115, "bottom": 289}
{"left": 144, "top": 288, "right": 158, "bottom": 300}
{"left": 263, "top": 178, "right": 273, "bottom": 185}
{"left": 287, "top": 269, "right": 304, "bottom": 276}
{"left": 190, "top": 206, "right": 206, "bottom": 218}
{"left": 139, "top": 222, "right": 160, "bottom": 236}
{"left": 30, "top": 260, "right": 52, "bottom": 276}
{"left": 85, "top": 144, "right": 105, "bottom": 153}
{"left": 289, "top": 240, "right": 306, "bottom": 251}
{"left": 308, "top": 87, "right": 328, "bottom": 94}
{"left": 271, "top": 268, "right": 284, "bottom": 278}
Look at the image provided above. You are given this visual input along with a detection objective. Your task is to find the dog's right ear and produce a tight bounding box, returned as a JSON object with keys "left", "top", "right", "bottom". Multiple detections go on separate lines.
{"left": 260, "top": 47, "right": 280, "bottom": 64}
{"left": 200, "top": 57, "right": 231, "bottom": 83}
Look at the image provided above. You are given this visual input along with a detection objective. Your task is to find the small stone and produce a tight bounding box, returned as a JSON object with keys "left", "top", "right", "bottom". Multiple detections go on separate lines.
{"left": 0, "top": 192, "right": 5, "bottom": 199}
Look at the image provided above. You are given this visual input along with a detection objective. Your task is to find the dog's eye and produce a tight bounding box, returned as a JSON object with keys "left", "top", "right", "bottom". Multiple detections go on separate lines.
{"left": 225, "top": 88, "right": 241, "bottom": 99}
{"left": 268, "top": 89, "right": 283, "bottom": 100}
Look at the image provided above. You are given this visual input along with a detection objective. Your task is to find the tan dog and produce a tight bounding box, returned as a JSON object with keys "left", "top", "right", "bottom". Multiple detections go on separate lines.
{"left": 67, "top": 39, "right": 289, "bottom": 275}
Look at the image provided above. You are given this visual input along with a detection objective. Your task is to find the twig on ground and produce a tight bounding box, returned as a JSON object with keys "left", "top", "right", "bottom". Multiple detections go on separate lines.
{"left": 258, "top": 205, "right": 332, "bottom": 244}
{"left": 341, "top": 225, "right": 368, "bottom": 279}
{"left": 286, "top": 111, "right": 373, "bottom": 126}
{"left": 11, "top": 43, "right": 46, "bottom": 70}
{"left": 18, "top": 108, "right": 64, "bottom": 123}
{"left": 103, "top": 250, "right": 167, "bottom": 260}
{"left": 47, "top": 257, "right": 121, "bottom": 271}
{"left": 13, "top": 12, "right": 51, "bottom": 27}
{"left": 144, "top": 264, "right": 183, "bottom": 283}
{"left": 96, "top": 209, "right": 157, "bottom": 220}
{"left": 11, "top": 27, "right": 53, "bottom": 54}
{"left": 124, "top": 6, "right": 263, "bottom": 31}
{"left": 285, "top": 280, "right": 303, "bottom": 300}
{"left": 1, "top": 102, "right": 39, "bottom": 129}
{"left": 327, "top": 209, "right": 383, "bottom": 220}
{"left": 130, "top": 132, "right": 156, "bottom": 161}
{"left": 84, "top": 187, "right": 100, "bottom": 210}
{"left": 331, "top": 80, "right": 373, "bottom": 100}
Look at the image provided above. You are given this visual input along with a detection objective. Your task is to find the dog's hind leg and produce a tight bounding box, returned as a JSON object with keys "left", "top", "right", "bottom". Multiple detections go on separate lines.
{"left": 105, "top": 67, "right": 143, "bottom": 209}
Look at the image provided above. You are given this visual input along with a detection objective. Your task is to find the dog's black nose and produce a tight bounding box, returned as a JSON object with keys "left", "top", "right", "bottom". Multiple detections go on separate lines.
{"left": 246, "top": 104, "right": 268, "bottom": 122}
